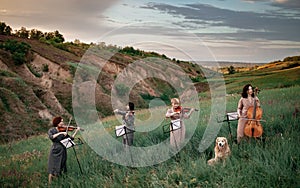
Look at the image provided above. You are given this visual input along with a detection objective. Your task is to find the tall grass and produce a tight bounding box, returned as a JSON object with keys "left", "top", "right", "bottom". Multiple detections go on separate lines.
{"left": 1, "top": 86, "right": 299, "bottom": 187}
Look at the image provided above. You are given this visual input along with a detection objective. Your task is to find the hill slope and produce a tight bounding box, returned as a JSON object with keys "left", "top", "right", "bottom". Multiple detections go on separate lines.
{"left": 0, "top": 35, "right": 206, "bottom": 143}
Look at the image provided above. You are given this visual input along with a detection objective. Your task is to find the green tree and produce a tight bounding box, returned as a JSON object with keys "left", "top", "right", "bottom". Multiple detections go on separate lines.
{"left": 0, "top": 22, "right": 6, "bottom": 34}
{"left": 41, "top": 30, "right": 65, "bottom": 44}
{"left": 227, "top": 65, "right": 235, "bottom": 74}
{"left": 0, "top": 22, "right": 12, "bottom": 35}
{"left": 44, "top": 32, "right": 54, "bottom": 40}
{"left": 16, "top": 27, "right": 29, "bottom": 38}
{"left": 54, "top": 30, "right": 64, "bottom": 43}
{"left": 4, "top": 25, "right": 12, "bottom": 35}
{"left": 29, "top": 29, "right": 44, "bottom": 39}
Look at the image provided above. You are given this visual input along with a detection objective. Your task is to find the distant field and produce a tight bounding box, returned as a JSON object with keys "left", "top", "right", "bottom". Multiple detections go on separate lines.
{"left": 195, "top": 61, "right": 265, "bottom": 69}
{"left": 224, "top": 65, "right": 300, "bottom": 94}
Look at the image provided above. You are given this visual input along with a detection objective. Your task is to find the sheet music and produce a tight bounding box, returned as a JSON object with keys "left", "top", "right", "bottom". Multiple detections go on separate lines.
{"left": 171, "top": 119, "right": 181, "bottom": 130}
{"left": 115, "top": 125, "right": 126, "bottom": 137}
{"left": 60, "top": 137, "right": 75, "bottom": 148}
{"left": 227, "top": 112, "right": 239, "bottom": 121}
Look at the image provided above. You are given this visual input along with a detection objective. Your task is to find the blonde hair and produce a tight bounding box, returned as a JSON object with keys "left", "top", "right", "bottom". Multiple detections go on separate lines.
{"left": 171, "top": 98, "right": 180, "bottom": 105}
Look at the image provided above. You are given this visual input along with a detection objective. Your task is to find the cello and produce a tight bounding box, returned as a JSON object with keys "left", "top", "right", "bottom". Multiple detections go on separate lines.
{"left": 244, "top": 87, "right": 263, "bottom": 138}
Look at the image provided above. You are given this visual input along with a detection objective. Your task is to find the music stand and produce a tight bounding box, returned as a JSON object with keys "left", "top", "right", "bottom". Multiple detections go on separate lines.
{"left": 218, "top": 112, "right": 239, "bottom": 143}
{"left": 115, "top": 125, "right": 126, "bottom": 137}
{"left": 61, "top": 137, "right": 84, "bottom": 174}
{"left": 162, "top": 119, "right": 181, "bottom": 150}
{"left": 115, "top": 125, "right": 135, "bottom": 163}
{"left": 115, "top": 125, "right": 135, "bottom": 138}
{"left": 60, "top": 137, "right": 75, "bottom": 149}
{"left": 162, "top": 119, "right": 181, "bottom": 133}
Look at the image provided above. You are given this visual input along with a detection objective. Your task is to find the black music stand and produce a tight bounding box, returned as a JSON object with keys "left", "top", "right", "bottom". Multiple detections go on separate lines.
{"left": 162, "top": 119, "right": 181, "bottom": 151}
{"left": 62, "top": 137, "right": 84, "bottom": 174}
{"left": 217, "top": 112, "right": 239, "bottom": 144}
{"left": 115, "top": 125, "right": 134, "bottom": 137}
{"left": 115, "top": 125, "right": 135, "bottom": 164}
{"left": 162, "top": 119, "right": 181, "bottom": 133}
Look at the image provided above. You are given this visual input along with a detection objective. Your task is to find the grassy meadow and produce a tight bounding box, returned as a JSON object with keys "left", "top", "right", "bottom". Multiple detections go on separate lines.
{"left": 1, "top": 85, "right": 299, "bottom": 187}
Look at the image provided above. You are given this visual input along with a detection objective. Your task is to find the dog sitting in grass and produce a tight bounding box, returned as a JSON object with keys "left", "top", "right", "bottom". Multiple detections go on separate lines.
{"left": 207, "top": 137, "right": 231, "bottom": 166}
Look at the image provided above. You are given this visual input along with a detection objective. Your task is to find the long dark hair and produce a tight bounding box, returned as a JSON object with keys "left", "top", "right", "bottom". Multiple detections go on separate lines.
{"left": 241, "top": 84, "right": 254, "bottom": 98}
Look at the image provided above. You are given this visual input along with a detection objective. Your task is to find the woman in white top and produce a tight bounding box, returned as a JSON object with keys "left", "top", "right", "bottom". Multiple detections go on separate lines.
{"left": 165, "top": 98, "right": 194, "bottom": 149}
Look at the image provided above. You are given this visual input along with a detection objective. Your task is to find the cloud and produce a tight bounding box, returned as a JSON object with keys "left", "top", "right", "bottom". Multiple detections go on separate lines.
{"left": 242, "top": 0, "right": 300, "bottom": 10}
{"left": 271, "top": 0, "right": 300, "bottom": 10}
{"left": 1, "top": 0, "right": 120, "bottom": 41}
{"left": 141, "top": 3, "right": 300, "bottom": 42}
{"left": 1, "top": 0, "right": 119, "bottom": 15}
{"left": 1, "top": 0, "right": 298, "bottom": 62}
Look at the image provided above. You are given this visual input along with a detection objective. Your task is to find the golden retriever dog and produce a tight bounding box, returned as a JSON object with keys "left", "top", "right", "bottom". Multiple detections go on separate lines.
{"left": 207, "top": 137, "right": 231, "bottom": 166}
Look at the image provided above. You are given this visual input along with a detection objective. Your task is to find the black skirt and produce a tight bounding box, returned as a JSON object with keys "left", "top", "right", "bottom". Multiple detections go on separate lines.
{"left": 47, "top": 128, "right": 67, "bottom": 175}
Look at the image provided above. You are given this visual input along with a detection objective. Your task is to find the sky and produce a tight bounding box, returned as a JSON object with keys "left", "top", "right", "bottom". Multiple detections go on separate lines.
{"left": 1, "top": 0, "right": 300, "bottom": 63}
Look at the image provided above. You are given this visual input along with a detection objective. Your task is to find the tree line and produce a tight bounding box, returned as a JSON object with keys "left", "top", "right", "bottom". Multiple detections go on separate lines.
{"left": 1, "top": 22, "right": 185, "bottom": 65}
{"left": 0, "top": 22, "right": 65, "bottom": 44}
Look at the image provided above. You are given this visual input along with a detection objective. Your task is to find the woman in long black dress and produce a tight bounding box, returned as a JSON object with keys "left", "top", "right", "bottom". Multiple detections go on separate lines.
{"left": 47, "top": 116, "right": 80, "bottom": 184}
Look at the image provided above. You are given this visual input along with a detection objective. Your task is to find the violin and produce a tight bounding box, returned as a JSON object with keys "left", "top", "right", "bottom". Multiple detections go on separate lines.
{"left": 174, "top": 106, "right": 182, "bottom": 113}
{"left": 174, "top": 106, "right": 199, "bottom": 113}
{"left": 58, "top": 125, "right": 84, "bottom": 132}
{"left": 244, "top": 87, "right": 263, "bottom": 137}
{"left": 57, "top": 117, "right": 84, "bottom": 132}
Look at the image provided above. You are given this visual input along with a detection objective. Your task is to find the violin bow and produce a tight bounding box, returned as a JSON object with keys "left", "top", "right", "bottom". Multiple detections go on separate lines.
{"left": 66, "top": 117, "right": 72, "bottom": 135}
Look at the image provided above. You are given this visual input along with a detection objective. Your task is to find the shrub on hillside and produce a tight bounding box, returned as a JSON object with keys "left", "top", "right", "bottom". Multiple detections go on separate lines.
{"left": 0, "top": 39, "right": 31, "bottom": 65}
{"left": 42, "top": 64, "right": 49, "bottom": 72}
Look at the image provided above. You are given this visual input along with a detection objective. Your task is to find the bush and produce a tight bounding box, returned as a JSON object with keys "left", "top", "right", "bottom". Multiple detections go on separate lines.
{"left": 227, "top": 65, "right": 235, "bottom": 74}
{"left": 26, "top": 64, "right": 42, "bottom": 77}
{"left": 42, "top": 64, "right": 49, "bottom": 72}
{"left": 12, "top": 52, "right": 26, "bottom": 65}
{"left": 67, "top": 62, "right": 78, "bottom": 76}
{"left": 0, "top": 39, "right": 31, "bottom": 65}
{"left": 190, "top": 76, "right": 203, "bottom": 83}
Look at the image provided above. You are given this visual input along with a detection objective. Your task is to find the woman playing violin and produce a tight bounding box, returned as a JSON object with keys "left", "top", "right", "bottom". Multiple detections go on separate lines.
{"left": 237, "top": 84, "right": 261, "bottom": 144}
{"left": 165, "top": 98, "right": 195, "bottom": 148}
{"left": 47, "top": 116, "right": 80, "bottom": 184}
